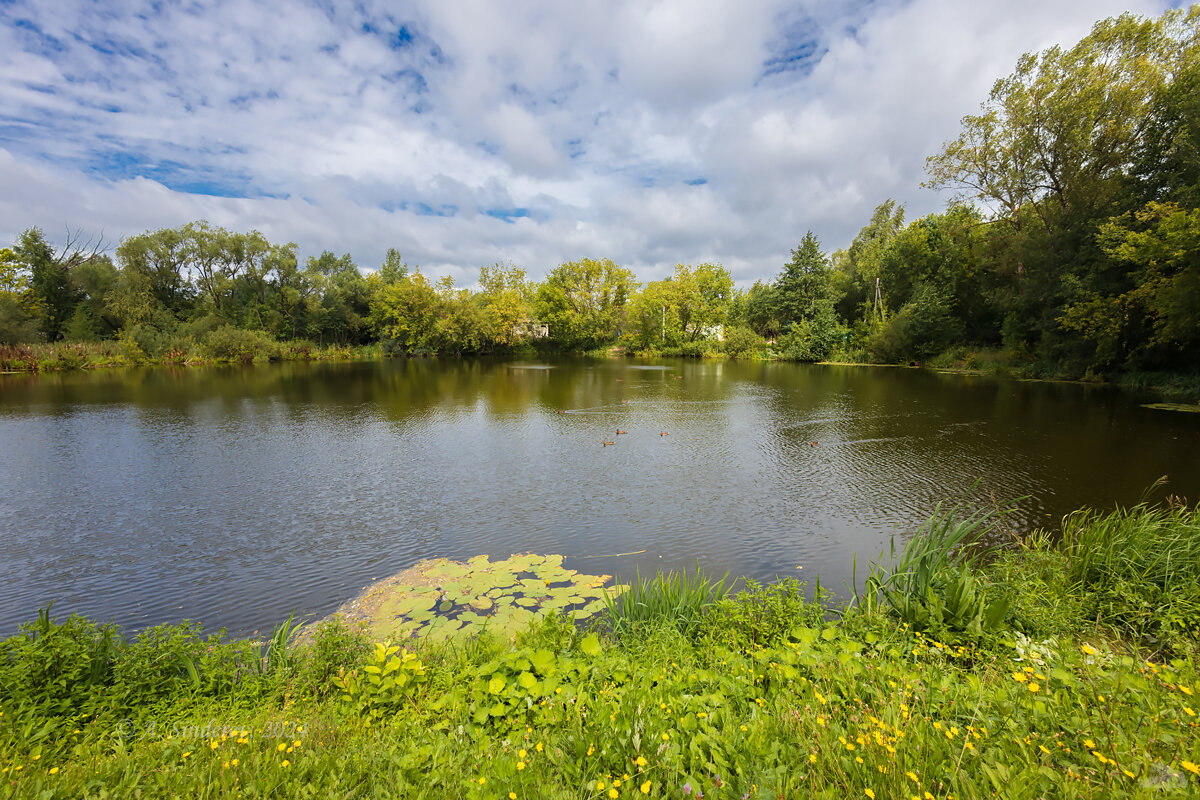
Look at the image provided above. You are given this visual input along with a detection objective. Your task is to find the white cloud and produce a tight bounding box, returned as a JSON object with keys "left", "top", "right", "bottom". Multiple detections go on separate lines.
{"left": 0, "top": 0, "right": 1173, "bottom": 286}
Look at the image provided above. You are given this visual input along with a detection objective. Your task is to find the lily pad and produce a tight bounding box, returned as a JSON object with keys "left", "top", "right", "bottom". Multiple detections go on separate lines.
{"left": 316, "top": 553, "right": 627, "bottom": 642}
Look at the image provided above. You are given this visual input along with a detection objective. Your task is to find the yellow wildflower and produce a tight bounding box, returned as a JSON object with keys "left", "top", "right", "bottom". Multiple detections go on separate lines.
{"left": 510, "top": 794, "right": 517, "bottom": 799}
{"left": 536, "top": 742, "right": 544, "bottom": 752}
{"left": 519, "top": 749, "right": 527, "bottom": 758}
{"left": 641, "top": 781, "right": 652, "bottom": 794}
{"left": 866, "top": 790, "right": 876, "bottom": 799}
{"left": 1181, "top": 760, "right": 1199, "bottom": 775}
{"left": 517, "top": 762, "right": 525, "bottom": 771}
{"left": 1080, "top": 644, "right": 1097, "bottom": 656}
{"left": 281, "top": 760, "right": 290, "bottom": 768}
{"left": 906, "top": 771, "right": 918, "bottom": 783}
{"left": 608, "top": 790, "right": 618, "bottom": 799}
{"left": 1028, "top": 683, "right": 1040, "bottom": 693}
{"left": 636, "top": 756, "right": 647, "bottom": 767}
{"left": 809, "top": 754, "right": 817, "bottom": 763}
{"left": 49, "top": 767, "right": 59, "bottom": 775}
{"left": 1012, "top": 672, "right": 1027, "bottom": 683}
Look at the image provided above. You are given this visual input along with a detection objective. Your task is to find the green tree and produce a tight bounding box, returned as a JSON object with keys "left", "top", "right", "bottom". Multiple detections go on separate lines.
{"left": 113, "top": 227, "right": 194, "bottom": 315}
{"left": 775, "top": 232, "right": 832, "bottom": 327}
{"left": 1063, "top": 202, "right": 1200, "bottom": 369}
{"left": 535, "top": 258, "right": 635, "bottom": 349}
{"left": 744, "top": 280, "right": 782, "bottom": 339}
{"left": 369, "top": 270, "right": 442, "bottom": 352}
{"left": 16, "top": 227, "right": 104, "bottom": 341}
{"left": 478, "top": 262, "right": 534, "bottom": 348}
{"left": 626, "top": 279, "right": 683, "bottom": 349}
{"left": 673, "top": 263, "right": 733, "bottom": 341}
{"left": 926, "top": 8, "right": 1199, "bottom": 231}
{"left": 832, "top": 200, "right": 906, "bottom": 322}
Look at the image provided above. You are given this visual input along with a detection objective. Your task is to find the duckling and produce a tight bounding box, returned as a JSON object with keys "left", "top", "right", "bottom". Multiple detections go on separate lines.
{"left": 603, "top": 440, "right": 616, "bottom": 446}
{"left": 660, "top": 431, "right": 670, "bottom": 436}
{"left": 616, "top": 429, "right": 628, "bottom": 435}
{"left": 810, "top": 441, "right": 818, "bottom": 447}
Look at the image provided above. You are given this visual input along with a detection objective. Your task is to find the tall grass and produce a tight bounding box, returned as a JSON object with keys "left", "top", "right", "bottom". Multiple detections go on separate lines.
{"left": 604, "top": 566, "right": 729, "bottom": 637}
{"left": 1060, "top": 499, "right": 1200, "bottom": 643}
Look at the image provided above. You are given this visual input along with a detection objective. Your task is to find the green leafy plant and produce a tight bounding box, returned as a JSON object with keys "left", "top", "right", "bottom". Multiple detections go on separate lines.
{"left": 863, "top": 504, "right": 1010, "bottom": 639}
{"left": 333, "top": 643, "right": 428, "bottom": 725}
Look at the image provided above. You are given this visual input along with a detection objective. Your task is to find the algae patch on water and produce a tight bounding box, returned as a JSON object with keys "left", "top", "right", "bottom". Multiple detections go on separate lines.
{"left": 323, "top": 554, "right": 627, "bottom": 641}
{"left": 1141, "top": 402, "right": 1200, "bottom": 413}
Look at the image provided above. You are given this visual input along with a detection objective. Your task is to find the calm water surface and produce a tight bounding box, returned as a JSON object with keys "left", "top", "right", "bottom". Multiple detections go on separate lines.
{"left": 1, "top": 359, "right": 1197, "bottom": 637}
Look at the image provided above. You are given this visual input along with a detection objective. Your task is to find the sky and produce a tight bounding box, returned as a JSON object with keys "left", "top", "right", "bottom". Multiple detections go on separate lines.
{"left": 0, "top": 0, "right": 1176, "bottom": 286}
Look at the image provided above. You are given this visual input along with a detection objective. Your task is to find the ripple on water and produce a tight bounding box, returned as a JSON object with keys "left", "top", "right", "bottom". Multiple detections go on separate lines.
{"left": 0, "top": 359, "right": 1196, "bottom": 636}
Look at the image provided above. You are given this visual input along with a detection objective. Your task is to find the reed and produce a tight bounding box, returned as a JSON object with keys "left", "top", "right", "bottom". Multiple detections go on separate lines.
{"left": 1060, "top": 497, "right": 1200, "bottom": 641}
{"left": 603, "top": 566, "right": 729, "bottom": 638}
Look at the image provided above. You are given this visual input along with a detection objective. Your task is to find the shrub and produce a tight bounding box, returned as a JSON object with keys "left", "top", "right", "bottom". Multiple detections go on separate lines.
{"left": 204, "top": 325, "right": 278, "bottom": 362}
{"left": 721, "top": 326, "right": 762, "bottom": 358}
{"left": 299, "top": 618, "right": 371, "bottom": 696}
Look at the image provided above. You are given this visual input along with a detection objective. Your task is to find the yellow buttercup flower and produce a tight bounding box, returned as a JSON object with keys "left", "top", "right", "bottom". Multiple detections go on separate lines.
{"left": 1180, "top": 760, "right": 1199, "bottom": 775}
{"left": 641, "top": 780, "right": 651, "bottom": 794}
{"left": 1012, "top": 672, "right": 1027, "bottom": 683}
{"left": 636, "top": 756, "right": 647, "bottom": 767}
{"left": 865, "top": 790, "right": 876, "bottom": 799}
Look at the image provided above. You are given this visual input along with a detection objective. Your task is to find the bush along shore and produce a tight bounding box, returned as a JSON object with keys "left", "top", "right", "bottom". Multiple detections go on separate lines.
{"left": 2, "top": 501, "right": 1199, "bottom": 799}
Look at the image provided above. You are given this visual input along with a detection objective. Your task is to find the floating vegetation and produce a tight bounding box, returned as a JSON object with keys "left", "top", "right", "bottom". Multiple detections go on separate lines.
{"left": 1141, "top": 402, "right": 1200, "bottom": 413}
{"left": 322, "top": 554, "right": 627, "bottom": 642}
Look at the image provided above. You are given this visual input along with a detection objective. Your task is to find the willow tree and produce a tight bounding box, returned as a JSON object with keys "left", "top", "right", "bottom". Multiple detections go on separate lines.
{"left": 925, "top": 7, "right": 1200, "bottom": 233}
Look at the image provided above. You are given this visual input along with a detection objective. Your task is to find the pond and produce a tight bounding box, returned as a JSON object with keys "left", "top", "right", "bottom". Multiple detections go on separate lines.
{"left": 1, "top": 358, "right": 1196, "bottom": 638}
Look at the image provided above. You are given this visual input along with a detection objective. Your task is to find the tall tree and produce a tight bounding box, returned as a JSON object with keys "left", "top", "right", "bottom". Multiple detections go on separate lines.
{"left": 535, "top": 258, "right": 635, "bottom": 349}
{"left": 15, "top": 227, "right": 104, "bottom": 341}
{"left": 775, "top": 232, "right": 832, "bottom": 327}
{"left": 925, "top": 8, "right": 1200, "bottom": 232}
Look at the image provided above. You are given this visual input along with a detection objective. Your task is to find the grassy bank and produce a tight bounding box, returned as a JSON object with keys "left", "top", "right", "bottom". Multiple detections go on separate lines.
{"left": 0, "top": 339, "right": 384, "bottom": 372}
{"left": 2, "top": 503, "right": 1199, "bottom": 798}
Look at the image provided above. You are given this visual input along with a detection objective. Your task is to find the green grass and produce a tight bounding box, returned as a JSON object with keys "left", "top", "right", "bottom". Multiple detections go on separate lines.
{"left": 1059, "top": 499, "right": 1200, "bottom": 649}
{"left": 2, "top": 504, "right": 1200, "bottom": 798}
{"left": 604, "top": 566, "right": 729, "bottom": 638}
{"left": 0, "top": 339, "right": 383, "bottom": 371}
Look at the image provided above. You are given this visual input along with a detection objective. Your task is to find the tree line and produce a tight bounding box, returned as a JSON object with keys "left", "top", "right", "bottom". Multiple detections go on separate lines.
{"left": 2, "top": 7, "right": 1198, "bottom": 377}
